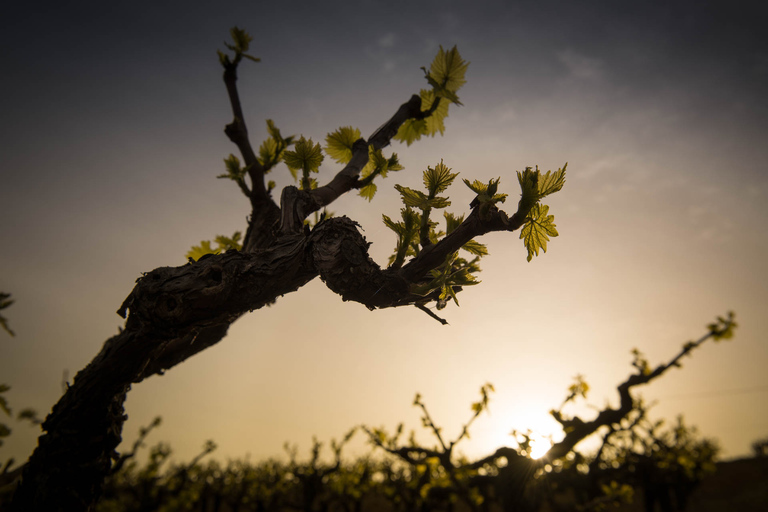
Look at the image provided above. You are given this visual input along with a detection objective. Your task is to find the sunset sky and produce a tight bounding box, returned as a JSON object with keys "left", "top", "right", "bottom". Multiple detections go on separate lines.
{"left": 2, "top": 0, "right": 767, "bottom": 467}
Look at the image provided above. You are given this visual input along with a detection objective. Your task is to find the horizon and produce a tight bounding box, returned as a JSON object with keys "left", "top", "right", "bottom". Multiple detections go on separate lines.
{"left": 1, "top": 0, "right": 767, "bottom": 468}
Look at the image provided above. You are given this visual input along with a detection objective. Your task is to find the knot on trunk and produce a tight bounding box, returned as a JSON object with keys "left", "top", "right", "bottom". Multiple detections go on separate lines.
{"left": 310, "top": 217, "right": 409, "bottom": 309}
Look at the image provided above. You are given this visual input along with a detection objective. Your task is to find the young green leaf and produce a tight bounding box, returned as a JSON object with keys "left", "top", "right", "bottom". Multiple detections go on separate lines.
{"left": 409, "top": 251, "right": 480, "bottom": 308}
{"left": 283, "top": 136, "right": 323, "bottom": 174}
{"left": 241, "top": 53, "right": 261, "bottom": 63}
{"left": 516, "top": 167, "right": 539, "bottom": 213}
{"left": 186, "top": 240, "right": 216, "bottom": 262}
{"left": 382, "top": 214, "right": 405, "bottom": 237}
{"left": 517, "top": 164, "right": 567, "bottom": 212}
{"left": 266, "top": 119, "right": 289, "bottom": 144}
{"left": 186, "top": 231, "right": 242, "bottom": 261}
{"left": 360, "top": 149, "right": 404, "bottom": 201}
{"left": 394, "top": 117, "right": 427, "bottom": 146}
{"left": 425, "top": 45, "right": 469, "bottom": 102}
{"left": 383, "top": 208, "right": 420, "bottom": 268}
{"left": 393, "top": 89, "right": 451, "bottom": 146}
{"left": 538, "top": 164, "right": 567, "bottom": 198}
{"left": 394, "top": 186, "right": 429, "bottom": 209}
{"left": 257, "top": 120, "right": 294, "bottom": 170}
{"left": 520, "top": 203, "right": 559, "bottom": 262}
{"left": 258, "top": 138, "right": 279, "bottom": 167}
{"left": 283, "top": 136, "right": 324, "bottom": 188}
{"left": 325, "top": 126, "right": 362, "bottom": 164}
{"left": 229, "top": 27, "right": 253, "bottom": 53}
{"left": 221, "top": 27, "right": 261, "bottom": 65}
{"left": 461, "top": 239, "right": 488, "bottom": 256}
{"left": 423, "top": 160, "right": 458, "bottom": 196}
{"left": 443, "top": 212, "right": 464, "bottom": 234}
{"left": 422, "top": 89, "right": 451, "bottom": 136}
{"left": 213, "top": 232, "right": 243, "bottom": 252}
{"left": 395, "top": 185, "right": 450, "bottom": 210}
{"left": 358, "top": 182, "right": 377, "bottom": 201}
{"left": 387, "top": 153, "right": 404, "bottom": 173}
{"left": 464, "top": 178, "right": 508, "bottom": 210}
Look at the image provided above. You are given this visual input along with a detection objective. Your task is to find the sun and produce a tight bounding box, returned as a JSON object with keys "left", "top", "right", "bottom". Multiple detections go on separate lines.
{"left": 466, "top": 406, "right": 563, "bottom": 460}
{"left": 524, "top": 432, "right": 553, "bottom": 459}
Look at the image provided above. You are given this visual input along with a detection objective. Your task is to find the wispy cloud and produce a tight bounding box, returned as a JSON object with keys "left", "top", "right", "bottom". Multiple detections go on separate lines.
{"left": 378, "top": 33, "right": 396, "bottom": 49}
{"left": 557, "top": 49, "right": 606, "bottom": 81}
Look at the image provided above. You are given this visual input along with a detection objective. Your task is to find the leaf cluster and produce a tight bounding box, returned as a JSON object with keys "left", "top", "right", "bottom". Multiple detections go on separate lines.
{"left": 217, "top": 27, "right": 261, "bottom": 67}
{"left": 516, "top": 165, "right": 567, "bottom": 262}
{"left": 283, "top": 136, "right": 324, "bottom": 191}
{"left": 324, "top": 126, "right": 404, "bottom": 200}
{"left": 463, "top": 177, "right": 508, "bottom": 219}
{"left": 394, "top": 46, "right": 468, "bottom": 146}
{"left": 186, "top": 231, "right": 243, "bottom": 262}
{"left": 384, "top": 162, "right": 487, "bottom": 309}
{"left": 258, "top": 120, "right": 296, "bottom": 177}
{"left": 707, "top": 311, "right": 737, "bottom": 341}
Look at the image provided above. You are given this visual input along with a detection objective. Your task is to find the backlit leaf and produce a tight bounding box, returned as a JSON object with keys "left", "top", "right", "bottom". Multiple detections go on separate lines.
{"left": 443, "top": 212, "right": 464, "bottom": 234}
{"left": 325, "top": 126, "right": 361, "bottom": 164}
{"left": 462, "top": 239, "right": 488, "bottom": 256}
{"left": 186, "top": 231, "right": 242, "bottom": 261}
{"left": 359, "top": 182, "right": 377, "bottom": 201}
{"left": 517, "top": 164, "right": 567, "bottom": 212}
{"left": 393, "top": 89, "right": 450, "bottom": 146}
{"left": 186, "top": 241, "right": 216, "bottom": 262}
{"left": 538, "top": 164, "right": 567, "bottom": 198}
{"left": 464, "top": 177, "right": 508, "bottom": 205}
{"left": 394, "top": 117, "right": 427, "bottom": 146}
{"left": 422, "top": 89, "right": 450, "bottom": 137}
{"left": 395, "top": 185, "right": 430, "bottom": 209}
{"left": 382, "top": 214, "right": 404, "bottom": 236}
{"left": 258, "top": 120, "right": 294, "bottom": 170}
{"left": 426, "top": 45, "right": 468, "bottom": 96}
{"left": 214, "top": 232, "right": 242, "bottom": 252}
{"left": 229, "top": 27, "right": 252, "bottom": 53}
{"left": 423, "top": 160, "right": 458, "bottom": 195}
{"left": 520, "top": 203, "right": 559, "bottom": 262}
{"left": 395, "top": 185, "right": 450, "bottom": 210}
{"left": 283, "top": 136, "right": 324, "bottom": 175}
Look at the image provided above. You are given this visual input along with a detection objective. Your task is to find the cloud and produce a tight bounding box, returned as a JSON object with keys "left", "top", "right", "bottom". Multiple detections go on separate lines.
{"left": 378, "top": 33, "right": 396, "bottom": 48}
{"left": 578, "top": 153, "right": 633, "bottom": 180}
{"left": 557, "top": 49, "right": 606, "bottom": 81}
{"left": 495, "top": 101, "right": 518, "bottom": 123}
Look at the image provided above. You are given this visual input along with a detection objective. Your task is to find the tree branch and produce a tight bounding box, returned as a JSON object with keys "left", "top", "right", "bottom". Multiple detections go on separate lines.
{"left": 415, "top": 304, "right": 448, "bottom": 325}
{"left": 544, "top": 320, "right": 734, "bottom": 462}
{"left": 221, "top": 59, "right": 283, "bottom": 252}
{"left": 400, "top": 201, "right": 526, "bottom": 282}
{"left": 305, "top": 95, "right": 424, "bottom": 214}
{"left": 222, "top": 62, "right": 266, "bottom": 200}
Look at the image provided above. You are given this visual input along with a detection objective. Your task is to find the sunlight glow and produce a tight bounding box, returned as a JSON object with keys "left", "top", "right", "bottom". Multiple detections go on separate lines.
{"left": 527, "top": 433, "right": 552, "bottom": 459}
{"left": 467, "top": 405, "right": 563, "bottom": 460}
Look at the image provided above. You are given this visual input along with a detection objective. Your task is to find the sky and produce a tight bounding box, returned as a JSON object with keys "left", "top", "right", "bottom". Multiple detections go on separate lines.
{"left": 1, "top": 0, "right": 767, "bottom": 467}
